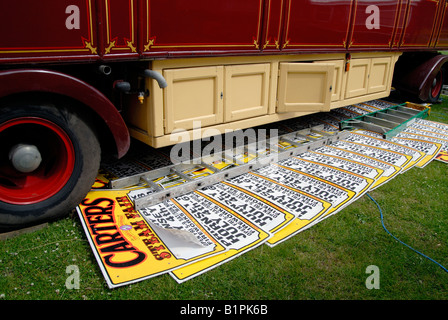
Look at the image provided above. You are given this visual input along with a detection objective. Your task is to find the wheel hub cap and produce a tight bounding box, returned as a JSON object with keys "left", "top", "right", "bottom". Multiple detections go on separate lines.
{"left": 9, "top": 144, "right": 42, "bottom": 173}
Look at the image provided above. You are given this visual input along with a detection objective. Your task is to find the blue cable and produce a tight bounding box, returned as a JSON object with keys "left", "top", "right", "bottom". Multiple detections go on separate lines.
{"left": 366, "top": 193, "right": 448, "bottom": 273}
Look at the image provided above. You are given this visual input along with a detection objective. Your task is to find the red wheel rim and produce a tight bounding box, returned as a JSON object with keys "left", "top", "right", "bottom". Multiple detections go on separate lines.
{"left": 0, "top": 117, "right": 75, "bottom": 205}
{"left": 431, "top": 71, "right": 443, "bottom": 98}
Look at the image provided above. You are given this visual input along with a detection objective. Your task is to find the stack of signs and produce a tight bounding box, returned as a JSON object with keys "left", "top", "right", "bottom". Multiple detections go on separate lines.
{"left": 77, "top": 100, "right": 448, "bottom": 288}
{"left": 395, "top": 118, "right": 448, "bottom": 163}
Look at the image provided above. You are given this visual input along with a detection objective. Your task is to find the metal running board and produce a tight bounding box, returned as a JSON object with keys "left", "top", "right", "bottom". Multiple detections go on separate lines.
{"left": 339, "top": 103, "right": 429, "bottom": 139}
{"left": 109, "top": 125, "right": 350, "bottom": 210}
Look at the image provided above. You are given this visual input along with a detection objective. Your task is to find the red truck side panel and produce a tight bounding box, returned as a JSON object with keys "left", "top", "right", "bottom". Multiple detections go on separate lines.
{"left": 141, "top": 0, "right": 263, "bottom": 57}
{"left": 399, "top": 0, "right": 442, "bottom": 49}
{"left": 349, "top": 0, "right": 401, "bottom": 50}
{"left": 280, "top": 0, "right": 353, "bottom": 51}
{"left": 0, "top": 0, "right": 99, "bottom": 63}
{"left": 434, "top": 0, "right": 448, "bottom": 47}
{"left": 1, "top": 0, "right": 448, "bottom": 63}
{"left": 100, "top": 0, "right": 139, "bottom": 59}
{"left": 261, "top": 0, "right": 284, "bottom": 52}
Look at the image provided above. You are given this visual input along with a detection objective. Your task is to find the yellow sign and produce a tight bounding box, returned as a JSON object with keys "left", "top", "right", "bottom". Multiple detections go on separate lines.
{"left": 168, "top": 191, "right": 271, "bottom": 283}
{"left": 77, "top": 189, "right": 226, "bottom": 288}
{"left": 436, "top": 150, "right": 448, "bottom": 163}
{"left": 222, "top": 172, "right": 333, "bottom": 247}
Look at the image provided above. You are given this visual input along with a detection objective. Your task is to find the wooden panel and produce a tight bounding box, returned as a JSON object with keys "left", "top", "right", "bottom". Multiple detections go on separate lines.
{"left": 318, "top": 60, "right": 345, "bottom": 102}
{"left": 261, "top": 0, "right": 285, "bottom": 51}
{"left": 0, "top": 0, "right": 98, "bottom": 60}
{"left": 345, "top": 59, "right": 371, "bottom": 98}
{"left": 281, "top": 0, "right": 353, "bottom": 50}
{"left": 164, "top": 66, "right": 224, "bottom": 133}
{"left": 102, "top": 0, "right": 138, "bottom": 56}
{"left": 224, "top": 64, "right": 270, "bottom": 122}
{"left": 142, "top": 0, "right": 263, "bottom": 55}
{"left": 349, "top": 0, "right": 401, "bottom": 49}
{"left": 399, "top": 0, "right": 440, "bottom": 48}
{"left": 277, "top": 63, "right": 334, "bottom": 113}
{"left": 434, "top": 0, "right": 448, "bottom": 48}
{"left": 368, "top": 57, "right": 392, "bottom": 93}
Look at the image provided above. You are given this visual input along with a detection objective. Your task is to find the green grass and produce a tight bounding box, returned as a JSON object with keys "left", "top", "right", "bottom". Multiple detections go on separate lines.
{"left": 1, "top": 98, "right": 448, "bottom": 300}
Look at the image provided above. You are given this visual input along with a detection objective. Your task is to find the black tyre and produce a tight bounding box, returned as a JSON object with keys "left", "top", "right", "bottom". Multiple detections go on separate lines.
{"left": 0, "top": 100, "right": 101, "bottom": 230}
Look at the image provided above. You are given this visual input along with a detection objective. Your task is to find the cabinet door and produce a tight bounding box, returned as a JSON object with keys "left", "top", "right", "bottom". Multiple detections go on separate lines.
{"left": 224, "top": 64, "right": 270, "bottom": 122}
{"left": 277, "top": 63, "right": 334, "bottom": 113}
{"left": 317, "top": 60, "right": 345, "bottom": 102}
{"left": 345, "top": 59, "right": 371, "bottom": 98}
{"left": 164, "top": 66, "right": 223, "bottom": 133}
{"left": 368, "top": 57, "right": 391, "bottom": 94}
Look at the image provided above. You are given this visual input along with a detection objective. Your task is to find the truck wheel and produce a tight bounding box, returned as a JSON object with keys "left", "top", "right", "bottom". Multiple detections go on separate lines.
{"left": 0, "top": 102, "right": 101, "bottom": 230}
{"left": 428, "top": 70, "right": 443, "bottom": 103}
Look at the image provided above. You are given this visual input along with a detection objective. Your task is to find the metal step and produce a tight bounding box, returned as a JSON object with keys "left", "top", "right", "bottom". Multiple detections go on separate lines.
{"left": 339, "top": 103, "right": 430, "bottom": 139}
{"left": 109, "top": 126, "right": 350, "bottom": 210}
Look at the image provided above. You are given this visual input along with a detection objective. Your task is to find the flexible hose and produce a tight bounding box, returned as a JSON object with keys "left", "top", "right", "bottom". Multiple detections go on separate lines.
{"left": 366, "top": 193, "right": 448, "bottom": 273}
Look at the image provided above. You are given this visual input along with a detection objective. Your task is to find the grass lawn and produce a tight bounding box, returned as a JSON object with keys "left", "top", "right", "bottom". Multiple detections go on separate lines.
{"left": 1, "top": 97, "right": 448, "bottom": 301}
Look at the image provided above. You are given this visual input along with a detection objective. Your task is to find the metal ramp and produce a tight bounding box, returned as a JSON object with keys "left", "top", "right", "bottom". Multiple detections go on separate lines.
{"left": 109, "top": 125, "right": 350, "bottom": 210}
{"left": 339, "top": 103, "right": 430, "bottom": 139}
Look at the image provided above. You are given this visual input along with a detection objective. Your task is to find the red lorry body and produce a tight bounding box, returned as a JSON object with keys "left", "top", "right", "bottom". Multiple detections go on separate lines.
{"left": 1, "top": 0, "right": 447, "bottom": 63}
{"left": 0, "top": 0, "right": 447, "bottom": 229}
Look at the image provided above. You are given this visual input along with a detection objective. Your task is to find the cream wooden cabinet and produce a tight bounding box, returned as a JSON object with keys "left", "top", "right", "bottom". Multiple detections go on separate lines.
{"left": 345, "top": 57, "right": 392, "bottom": 99}
{"left": 277, "top": 62, "right": 334, "bottom": 113}
{"left": 368, "top": 57, "right": 391, "bottom": 94}
{"left": 224, "top": 63, "right": 270, "bottom": 122}
{"left": 164, "top": 66, "right": 224, "bottom": 134}
{"left": 124, "top": 52, "right": 400, "bottom": 148}
{"left": 163, "top": 64, "right": 271, "bottom": 133}
{"left": 345, "top": 58, "right": 370, "bottom": 98}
